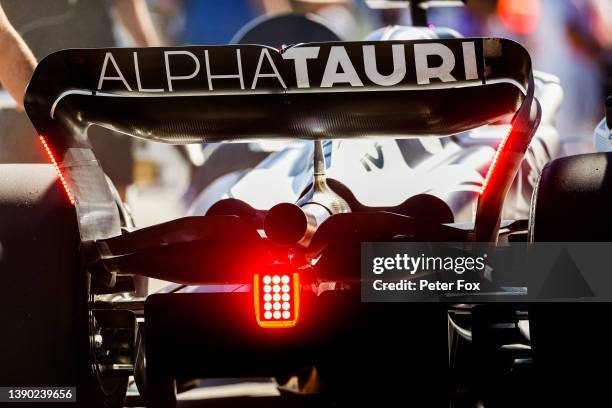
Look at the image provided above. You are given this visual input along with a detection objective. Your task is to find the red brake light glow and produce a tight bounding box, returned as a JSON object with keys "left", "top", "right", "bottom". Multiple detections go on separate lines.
{"left": 39, "top": 135, "right": 75, "bottom": 205}
{"left": 480, "top": 126, "right": 512, "bottom": 195}
{"left": 254, "top": 273, "right": 300, "bottom": 328}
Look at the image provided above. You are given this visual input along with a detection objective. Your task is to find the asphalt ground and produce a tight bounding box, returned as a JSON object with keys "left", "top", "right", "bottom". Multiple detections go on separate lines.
{"left": 124, "top": 378, "right": 322, "bottom": 408}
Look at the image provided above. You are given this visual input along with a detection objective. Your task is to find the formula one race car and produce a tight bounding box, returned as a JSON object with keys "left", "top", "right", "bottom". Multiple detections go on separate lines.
{"left": 2, "top": 5, "right": 612, "bottom": 408}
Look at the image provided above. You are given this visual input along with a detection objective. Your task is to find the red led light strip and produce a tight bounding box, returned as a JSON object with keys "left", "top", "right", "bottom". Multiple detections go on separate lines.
{"left": 39, "top": 135, "right": 75, "bottom": 205}
{"left": 480, "top": 126, "right": 513, "bottom": 195}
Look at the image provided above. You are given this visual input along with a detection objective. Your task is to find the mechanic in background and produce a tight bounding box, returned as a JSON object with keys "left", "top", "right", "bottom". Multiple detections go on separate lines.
{"left": 0, "top": 4, "right": 36, "bottom": 110}
{"left": 1, "top": 0, "right": 160, "bottom": 199}
{"left": 2, "top": 0, "right": 159, "bottom": 57}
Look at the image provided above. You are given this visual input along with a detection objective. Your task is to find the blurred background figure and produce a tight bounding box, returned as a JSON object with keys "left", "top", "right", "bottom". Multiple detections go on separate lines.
{"left": 154, "top": 0, "right": 291, "bottom": 45}
{"left": 0, "top": 0, "right": 161, "bottom": 201}
{"left": 2, "top": 0, "right": 159, "bottom": 55}
{"left": 154, "top": 0, "right": 367, "bottom": 44}
{"left": 288, "top": 0, "right": 367, "bottom": 40}
{"left": 0, "top": 5, "right": 36, "bottom": 110}
{"left": 426, "top": 0, "right": 611, "bottom": 138}
{"left": 564, "top": 0, "right": 612, "bottom": 116}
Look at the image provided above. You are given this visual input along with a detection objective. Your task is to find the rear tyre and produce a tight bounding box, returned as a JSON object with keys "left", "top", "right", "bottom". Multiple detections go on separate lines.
{"left": 0, "top": 164, "right": 128, "bottom": 407}
{"left": 529, "top": 153, "right": 612, "bottom": 406}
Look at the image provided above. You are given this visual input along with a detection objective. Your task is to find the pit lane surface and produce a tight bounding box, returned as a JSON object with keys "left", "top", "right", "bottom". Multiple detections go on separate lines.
{"left": 124, "top": 379, "right": 320, "bottom": 408}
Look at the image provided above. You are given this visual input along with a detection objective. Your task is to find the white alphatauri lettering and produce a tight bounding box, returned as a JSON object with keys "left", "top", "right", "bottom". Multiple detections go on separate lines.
{"left": 282, "top": 47, "right": 319, "bottom": 88}
{"left": 60, "top": 42, "right": 488, "bottom": 119}
{"left": 363, "top": 44, "right": 406, "bottom": 86}
{"left": 98, "top": 52, "right": 132, "bottom": 91}
{"left": 414, "top": 43, "right": 456, "bottom": 85}
{"left": 95, "top": 42, "right": 480, "bottom": 96}
{"left": 133, "top": 52, "right": 164, "bottom": 92}
{"left": 205, "top": 49, "right": 245, "bottom": 90}
{"left": 164, "top": 51, "right": 200, "bottom": 92}
{"left": 461, "top": 42, "right": 479, "bottom": 81}
{"left": 251, "top": 48, "right": 286, "bottom": 90}
{"left": 321, "top": 46, "right": 363, "bottom": 88}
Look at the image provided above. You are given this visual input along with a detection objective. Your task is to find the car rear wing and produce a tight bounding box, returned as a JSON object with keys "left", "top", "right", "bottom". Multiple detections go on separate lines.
{"left": 26, "top": 38, "right": 531, "bottom": 146}
{"left": 24, "top": 38, "right": 539, "bottom": 242}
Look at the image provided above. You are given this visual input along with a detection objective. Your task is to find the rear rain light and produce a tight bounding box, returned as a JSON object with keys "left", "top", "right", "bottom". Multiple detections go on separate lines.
{"left": 254, "top": 273, "right": 300, "bottom": 328}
